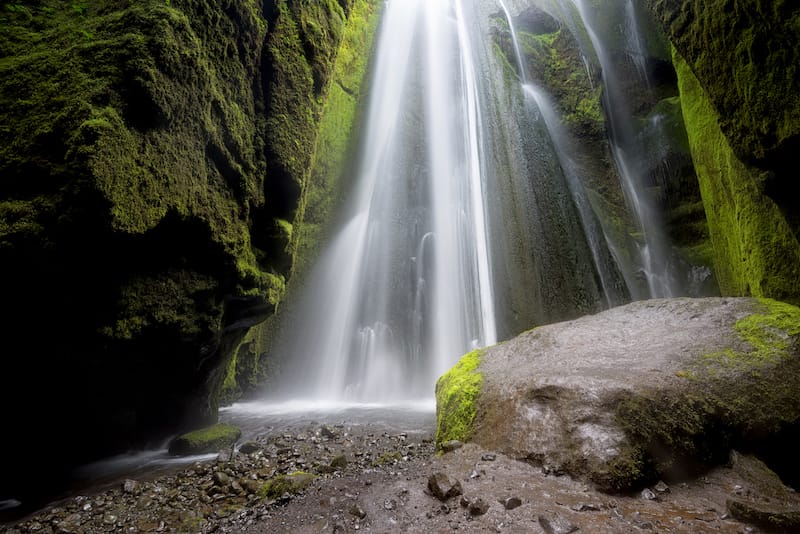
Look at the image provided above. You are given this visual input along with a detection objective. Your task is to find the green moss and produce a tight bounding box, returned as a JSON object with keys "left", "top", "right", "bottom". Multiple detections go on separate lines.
{"left": 169, "top": 423, "right": 241, "bottom": 455}
{"left": 373, "top": 451, "right": 402, "bottom": 466}
{"left": 258, "top": 471, "right": 315, "bottom": 500}
{"left": 435, "top": 350, "right": 483, "bottom": 449}
{"left": 675, "top": 49, "right": 800, "bottom": 304}
{"left": 736, "top": 298, "right": 800, "bottom": 359}
{"left": 645, "top": 0, "right": 800, "bottom": 164}
{"left": 292, "top": 0, "right": 381, "bottom": 275}
{"left": 705, "top": 298, "right": 800, "bottom": 367}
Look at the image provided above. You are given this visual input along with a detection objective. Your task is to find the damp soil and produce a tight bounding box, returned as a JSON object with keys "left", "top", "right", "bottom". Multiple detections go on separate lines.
{"left": 1, "top": 415, "right": 791, "bottom": 533}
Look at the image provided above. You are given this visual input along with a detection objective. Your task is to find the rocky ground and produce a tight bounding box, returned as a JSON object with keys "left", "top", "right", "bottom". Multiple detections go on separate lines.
{"left": 2, "top": 418, "right": 797, "bottom": 534}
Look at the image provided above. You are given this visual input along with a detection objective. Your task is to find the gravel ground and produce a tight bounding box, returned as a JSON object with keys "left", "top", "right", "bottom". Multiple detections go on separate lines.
{"left": 2, "top": 416, "right": 791, "bottom": 534}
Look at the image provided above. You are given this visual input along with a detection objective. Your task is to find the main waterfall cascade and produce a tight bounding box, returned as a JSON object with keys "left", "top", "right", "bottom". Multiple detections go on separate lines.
{"left": 266, "top": 0, "right": 708, "bottom": 403}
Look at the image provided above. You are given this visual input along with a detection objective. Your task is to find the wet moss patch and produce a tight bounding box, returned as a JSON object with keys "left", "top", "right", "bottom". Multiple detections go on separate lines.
{"left": 435, "top": 350, "right": 483, "bottom": 449}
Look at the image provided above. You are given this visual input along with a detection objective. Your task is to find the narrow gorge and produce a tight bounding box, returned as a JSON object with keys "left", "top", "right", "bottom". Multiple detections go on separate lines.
{"left": 1, "top": 0, "right": 798, "bottom": 530}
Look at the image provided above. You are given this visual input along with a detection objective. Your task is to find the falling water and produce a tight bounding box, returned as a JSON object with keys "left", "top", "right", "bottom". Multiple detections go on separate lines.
{"left": 274, "top": 0, "right": 497, "bottom": 402}
{"left": 496, "top": 0, "right": 628, "bottom": 307}
{"left": 565, "top": 0, "right": 683, "bottom": 297}
{"left": 268, "top": 0, "right": 700, "bottom": 404}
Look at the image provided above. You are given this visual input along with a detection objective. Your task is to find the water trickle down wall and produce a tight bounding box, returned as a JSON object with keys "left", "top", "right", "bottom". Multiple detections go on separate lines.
{"left": 266, "top": 0, "right": 713, "bottom": 402}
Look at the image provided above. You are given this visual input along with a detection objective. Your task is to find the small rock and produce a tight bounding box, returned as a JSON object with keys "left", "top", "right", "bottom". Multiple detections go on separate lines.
{"left": 102, "top": 513, "right": 118, "bottom": 525}
{"left": 213, "top": 472, "right": 232, "bottom": 486}
{"left": 481, "top": 453, "right": 497, "bottom": 461}
{"left": 727, "top": 498, "right": 800, "bottom": 531}
{"left": 122, "top": 479, "right": 139, "bottom": 494}
{"left": 469, "top": 469, "right": 481, "bottom": 479}
{"left": 428, "top": 472, "right": 463, "bottom": 501}
{"left": 330, "top": 455, "right": 348, "bottom": 470}
{"left": 460, "top": 496, "right": 470, "bottom": 508}
{"left": 654, "top": 480, "right": 670, "bottom": 494}
{"left": 240, "top": 479, "right": 262, "bottom": 494}
{"left": 539, "top": 514, "right": 579, "bottom": 534}
{"left": 349, "top": 503, "right": 367, "bottom": 519}
{"left": 384, "top": 499, "right": 396, "bottom": 511}
{"left": 441, "top": 440, "right": 463, "bottom": 453}
{"left": 500, "top": 496, "right": 522, "bottom": 510}
{"left": 320, "top": 426, "right": 337, "bottom": 439}
{"left": 640, "top": 488, "right": 657, "bottom": 501}
{"left": 570, "top": 503, "right": 601, "bottom": 512}
{"left": 469, "top": 497, "right": 490, "bottom": 516}
{"left": 239, "top": 441, "right": 261, "bottom": 454}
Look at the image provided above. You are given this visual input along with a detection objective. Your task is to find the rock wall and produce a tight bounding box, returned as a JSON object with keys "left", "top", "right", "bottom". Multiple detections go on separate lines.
{"left": 0, "top": 0, "right": 379, "bottom": 499}
{"left": 644, "top": 0, "right": 800, "bottom": 304}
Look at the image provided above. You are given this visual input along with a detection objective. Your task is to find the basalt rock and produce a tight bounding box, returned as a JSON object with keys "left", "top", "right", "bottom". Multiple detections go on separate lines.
{"left": 436, "top": 297, "right": 800, "bottom": 492}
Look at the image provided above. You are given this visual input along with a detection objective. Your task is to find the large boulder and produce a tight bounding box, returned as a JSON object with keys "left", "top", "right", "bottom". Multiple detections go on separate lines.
{"left": 435, "top": 297, "right": 800, "bottom": 492}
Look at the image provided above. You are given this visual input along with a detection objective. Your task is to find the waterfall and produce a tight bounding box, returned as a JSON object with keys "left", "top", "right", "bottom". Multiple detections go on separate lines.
{"left": 273, "top": 0, "right": 497, "bottom": 402}
{"left": 564, "top": 0, "right": 684, "bottom": 298}
{"left": 265, "top": 0, "right": 700, "bottom": 404}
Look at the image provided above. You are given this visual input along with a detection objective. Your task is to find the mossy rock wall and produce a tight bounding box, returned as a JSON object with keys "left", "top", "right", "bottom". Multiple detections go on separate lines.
{"left": 0, "top": 0, "right": 378, "bottom": 500}
{"left": 673, "top": 51, "right": 800, "bottom": 304}
{"left": 220, "top": 0, "right": 381, "bottom": 403}
{"left": 643, "top": 0, "right": 800, "bottom": 304}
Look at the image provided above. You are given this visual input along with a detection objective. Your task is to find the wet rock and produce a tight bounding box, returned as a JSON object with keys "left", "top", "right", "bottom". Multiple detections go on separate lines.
{"left": 481, "top": 453, "right": 496, "bottom": 461}
{"left": 330, "top": 454, "right": 348, "bottom": 470}
{"left": 641, "top": 488, "right": 657, "bottom": 501}
{"left": 468, "top": 497, "right": 490, "bottom": 516}
{"left": 349, "top": 503, "right": 367, "bottom": 519}
{"left": 500, "top": 496, "right": 522, "bottom": 510}
{"left": 654, "top": 480, "right": 670, "bottom": 494}
{"left": 728, "top": 499, "right": 800, "bottom": 531}
{"left": 427, "top": 472, "right": 463, "bottom": 501}
{"left": 123, "top": 479, "right": 140, "bottom": 494}
{"left": 570, "top": 503, "right": 601, "bottom": 512}
{"left": 213, "top": 472, "right": 232, "bottom": 486}
{"left": 239, "top": 441, "right": 261, "bottom": 454}
{"left": 169, "top": 424, "right": 242, "bottom": 456}
{"left": 441, "top": 440, "right": 463, "bottom": 453}
{"left": 516, "top": 4, "right": 561, "bottom": 35}
{"left": 446, "top": 298, "right": 800, "bottom": 491}
{"left": 539, "top": 513, "right": 579, "bottom": 534}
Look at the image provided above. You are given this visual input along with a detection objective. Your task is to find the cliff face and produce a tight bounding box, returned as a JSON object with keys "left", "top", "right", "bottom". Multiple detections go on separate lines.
{"left": 0, "top": 0, "right": 379, "bottom": 498}
{"left": 644, "top": 0, "right": 800, "bottom": 304}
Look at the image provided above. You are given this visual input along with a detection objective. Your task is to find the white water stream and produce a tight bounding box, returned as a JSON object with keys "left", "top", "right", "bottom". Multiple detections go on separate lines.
{"left": 275, "top": 0, "right": 497, "bottom": 403}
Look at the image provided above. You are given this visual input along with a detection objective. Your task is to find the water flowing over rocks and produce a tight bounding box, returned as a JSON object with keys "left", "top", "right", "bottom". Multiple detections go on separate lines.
{"left": 438, "top": 297, "right": 800, "bottom": 492}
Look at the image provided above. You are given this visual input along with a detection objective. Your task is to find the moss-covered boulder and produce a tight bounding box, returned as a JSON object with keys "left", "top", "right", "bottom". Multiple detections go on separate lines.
{"left": 436, "top": 298, "right": 800, "bottom": 492}
{"left": 168, "top": 423, "right": 242, "bottom": 456}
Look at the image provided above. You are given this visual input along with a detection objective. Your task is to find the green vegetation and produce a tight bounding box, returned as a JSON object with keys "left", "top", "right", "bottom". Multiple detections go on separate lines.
{"left": 221, "top": 0, "right": 382, "bottom": 402}
{"left": 674, "top": 50, "right": 800, "bottom": 304}
{"left": 645, "top": 0, "right": 800, "bottom": 165}
{"left": 168, "top": 423, "right": 242, "bottom": 455}
{"left": 258, "top": 472, "right": 315, "bottom": 500}
{"left": 435, "top": 350, "right": 484, "bottom": 449}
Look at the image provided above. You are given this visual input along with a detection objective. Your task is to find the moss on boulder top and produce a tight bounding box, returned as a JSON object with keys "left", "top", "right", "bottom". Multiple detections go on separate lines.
{"left": 436, "top": 298, "right": 800, "bottom": 492}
